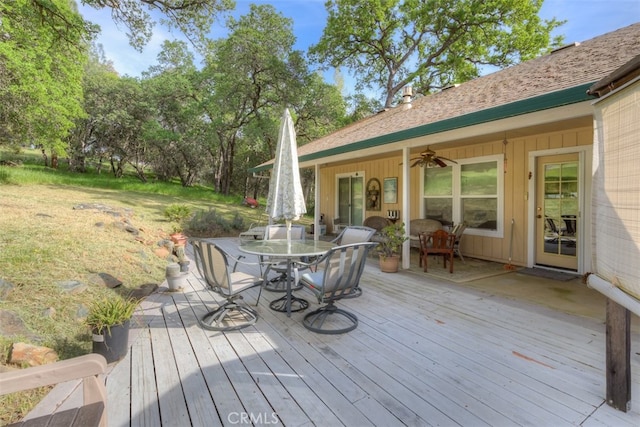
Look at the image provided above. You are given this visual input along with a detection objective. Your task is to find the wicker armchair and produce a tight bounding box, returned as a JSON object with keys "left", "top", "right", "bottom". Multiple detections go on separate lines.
{"left": 362, "top": 216, "right": 392, "bottom": 242}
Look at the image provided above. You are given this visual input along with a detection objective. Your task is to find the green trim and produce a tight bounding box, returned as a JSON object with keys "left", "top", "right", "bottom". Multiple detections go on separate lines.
{"left": 250, "top": 83, "right": 594, "bottom": 173}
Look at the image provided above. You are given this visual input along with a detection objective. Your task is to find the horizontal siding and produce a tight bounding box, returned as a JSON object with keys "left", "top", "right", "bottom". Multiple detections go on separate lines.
{"left": 318, "top": 125, "right": 593, "bottom": 265}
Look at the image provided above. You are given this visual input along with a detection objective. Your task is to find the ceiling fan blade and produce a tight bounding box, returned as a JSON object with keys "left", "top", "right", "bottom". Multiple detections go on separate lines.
{"left": 410, "top": 159, "right": 423, "bottom": 168}
{"left": 434, "top": 157, "right": 447, "bottom": 167}
{"left": 438, "top": 156, "right": 458, "bottom": 164}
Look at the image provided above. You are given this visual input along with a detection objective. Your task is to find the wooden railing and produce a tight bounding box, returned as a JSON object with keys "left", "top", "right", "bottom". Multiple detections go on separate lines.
{"left": 0, "top": 354, "right": 107, "bottom": 427}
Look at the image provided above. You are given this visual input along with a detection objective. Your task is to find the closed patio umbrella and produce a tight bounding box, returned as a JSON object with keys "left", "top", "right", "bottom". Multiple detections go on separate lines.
{"left": 266, "top": 108, "right": 306, "bottom": 242}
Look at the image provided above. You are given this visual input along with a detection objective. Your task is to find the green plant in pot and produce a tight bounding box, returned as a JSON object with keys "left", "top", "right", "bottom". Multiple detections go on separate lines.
{"left": 86, "top": 296, "right": 139, "bottom": 363}
{"left": 378, "top": 222, "right": 409, "bottom": 273}
{"left": 164, "top": 204, "right": 192, "bottom": 245}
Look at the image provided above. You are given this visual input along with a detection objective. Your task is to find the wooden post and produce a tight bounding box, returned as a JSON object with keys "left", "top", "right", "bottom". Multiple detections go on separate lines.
{"left": 606, "top": 298, "right": 631, "bottom": 412}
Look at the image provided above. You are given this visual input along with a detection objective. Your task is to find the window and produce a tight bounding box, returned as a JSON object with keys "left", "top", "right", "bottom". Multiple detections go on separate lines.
{"left": 422, "top": 155, "right": 503, "bottom": 237}
{"left": 424, "top": 166, "right": 453, "bottom": 224}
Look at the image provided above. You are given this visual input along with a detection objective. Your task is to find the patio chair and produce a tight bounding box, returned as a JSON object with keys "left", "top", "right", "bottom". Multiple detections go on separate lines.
{"left": 561, "top": 215, "right": 577, "bottom": 236}
{"left": 239, "top": 222, "right": 266, "bottom": 240}
{"left": 299, "top": 242, "right": 377, "bottom": 334}
{"left": 331, "top": 225, "right": 376, "bottom": 245}
{"left": 419, "top": 229, "right": 456, "bottom": 274}
{"left": 451, "top": 222, "right": 468, "bottom": 263}
{"left": 330, "top": 225, "right": 376, "bottom": 298}
{"left": 191, "top": 239, "right": 263, "bottom": 331}
{"left": 362, "top": 216, "right": 392, "bottom": 243}
{"left": 261, "top": 224, "right": 307, "bottom": 292}
{"left": 544, "top": 216, "right": 561, "bottom": 242}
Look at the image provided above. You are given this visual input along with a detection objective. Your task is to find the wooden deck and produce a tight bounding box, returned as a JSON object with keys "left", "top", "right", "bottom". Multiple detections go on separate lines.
{"left": 102, "top": 238, "right": 640, "bottom": 426}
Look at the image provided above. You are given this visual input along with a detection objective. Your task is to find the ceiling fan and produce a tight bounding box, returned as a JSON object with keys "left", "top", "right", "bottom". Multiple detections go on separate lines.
{"left": 409, "top": 147, "right": 458, "bottom": 168}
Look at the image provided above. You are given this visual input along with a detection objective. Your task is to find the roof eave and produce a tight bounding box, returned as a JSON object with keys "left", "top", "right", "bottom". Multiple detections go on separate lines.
{"left": 249, "top": 82, "right": 595, "bottom": 173}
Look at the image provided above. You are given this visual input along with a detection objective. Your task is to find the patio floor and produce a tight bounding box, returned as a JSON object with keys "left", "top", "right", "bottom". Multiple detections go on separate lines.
{"left": 49, "top": 238, "right": 640, "bottom": 426}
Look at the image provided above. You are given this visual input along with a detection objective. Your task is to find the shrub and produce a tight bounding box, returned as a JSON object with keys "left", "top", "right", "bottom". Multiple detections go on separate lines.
{"left": 163, "top": 204, "right": 192, "bottom": 223}
{"left": 187, "top": 208, "right": 246, "bottom": 237}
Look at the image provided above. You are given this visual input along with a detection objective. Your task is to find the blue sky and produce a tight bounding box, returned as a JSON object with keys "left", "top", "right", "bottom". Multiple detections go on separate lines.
{"left": 79, "top": 0, "right": 640, "bottom": 91}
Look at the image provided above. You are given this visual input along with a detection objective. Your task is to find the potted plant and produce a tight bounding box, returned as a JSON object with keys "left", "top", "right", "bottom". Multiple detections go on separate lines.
{"left": 164, "top": 204, "right": 192, "bottom": 246}
{"left": 377, "top": 222, "right": 408, "bottom": 273}
{"left": 86, "top": 295, "right": 139, "bottom": 363}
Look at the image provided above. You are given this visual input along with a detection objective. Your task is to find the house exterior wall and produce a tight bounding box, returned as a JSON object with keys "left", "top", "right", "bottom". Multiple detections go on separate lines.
{"left": 318, "top": 124, "right": 593, "bottom": 267}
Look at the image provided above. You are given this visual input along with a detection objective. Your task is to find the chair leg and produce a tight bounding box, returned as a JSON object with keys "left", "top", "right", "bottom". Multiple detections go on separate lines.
{"left": 256, "top": 282, "right": 263, "bottom": 306}
{"left": 200, "top": 300, "right": 258, "bottom": 331}
{"left": 264, "top": 272, "right": 303, "bottom": 292}
{"left": 340, "top": 286, "right": 362, "bottom": 299}
{"left": 302, "top": 303, "right": 358, "bottom": 334}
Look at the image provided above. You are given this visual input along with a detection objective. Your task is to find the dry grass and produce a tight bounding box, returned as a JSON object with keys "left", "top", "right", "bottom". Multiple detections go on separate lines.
{"left": 0, "top": 184, "right": 233, "bottom": 424}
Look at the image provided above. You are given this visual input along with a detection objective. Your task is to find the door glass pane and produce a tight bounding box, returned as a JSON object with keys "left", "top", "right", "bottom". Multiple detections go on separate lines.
{"left": 543, "top": 162, "right": 577, "bottom": 257}
{"left": 338, "top": 176, "right": 364, "bottom": 226}
{"left": 338, "top": 178, "right": 350, "bottom": 223}
{"left": 562, "top": 163, "right": 578, "bottom": 180}
{"left": 545, "top": 163, "right": 561, "bottom": 180}
{"left": 351, "top": 177, "right": 364, "bottom": 225}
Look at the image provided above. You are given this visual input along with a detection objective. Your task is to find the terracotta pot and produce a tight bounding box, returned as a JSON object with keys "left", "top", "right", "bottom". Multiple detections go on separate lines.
{"left": 379, "top": 254, "right": 400, "bottom": 273}
{"left": 170, "top": 232, "right": 187, "bottom": 246}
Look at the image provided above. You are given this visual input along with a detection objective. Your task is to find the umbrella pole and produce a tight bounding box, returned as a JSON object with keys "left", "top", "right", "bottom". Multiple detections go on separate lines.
{"left": 286, "top": 219, "right": 292, "bottom": 316}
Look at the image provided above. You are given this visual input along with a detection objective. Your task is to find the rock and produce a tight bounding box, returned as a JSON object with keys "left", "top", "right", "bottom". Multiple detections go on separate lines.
{"left": 87, "top": 273, "right": 122, "bottom": 289}
{"left": 9, "top": 342, "right": 58, "bottom": 366}
{"left": 110, "top": 221, "right": 126, "bottom": 232}
{"left": 0, "top": 278, "right": 14, "bottom": 300}
{"left": 42, "top": 307, "right": 56, "bottom": 319}
{"left": 57, "top": 280, "right": 88, "bottom": 294}
{"left": 154, "top": 246, "right": 171, "bottom": 260}
{"left": 0, "top": 310, "right": 39, "bottom": 341}
{"left": 73, "top": 203, "right": 113, "bottom": 212}
{"left": 76, "top": 304, "right": 89, "bottom": 319}
{"left": 124, "top": 224, "right": 139, "bottom": 235}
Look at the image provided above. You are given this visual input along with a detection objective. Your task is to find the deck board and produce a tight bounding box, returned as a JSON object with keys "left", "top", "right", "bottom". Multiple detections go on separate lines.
{"left": 103, "top": 238, "right": 640, "bottom": 426}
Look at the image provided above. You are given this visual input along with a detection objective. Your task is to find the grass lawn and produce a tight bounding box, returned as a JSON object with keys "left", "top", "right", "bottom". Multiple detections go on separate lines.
{"left": 0, "top": 148, "right": 309, "bottom": 423}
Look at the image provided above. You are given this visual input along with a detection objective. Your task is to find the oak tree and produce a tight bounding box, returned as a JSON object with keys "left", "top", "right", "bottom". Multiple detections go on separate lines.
{"left": 310, "top": 0, "right": 564, "bottom": 108}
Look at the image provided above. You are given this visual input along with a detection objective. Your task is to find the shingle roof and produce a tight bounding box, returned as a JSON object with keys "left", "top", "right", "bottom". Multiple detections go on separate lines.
{"left": 295, "top": 23, "right": 640, "bottom": 160}
{"left": 588, "top": 53, "right": 640, "bottom": 97}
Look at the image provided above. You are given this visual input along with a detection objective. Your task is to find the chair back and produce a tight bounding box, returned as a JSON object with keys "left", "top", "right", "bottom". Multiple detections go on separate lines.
{"left": 191, "top": 239, "right": 232, "bottom": 294}
{"left": 545, "top": 216, "right": 560, "bottom": 234}
{"left": 335, "top": 226, "right": 376, "bottom": 245}
{"left": 451, "top": 222, "right": 467, "bottom": 241}
{"left": 263, "top": 224, "right": 306, "bottom": 240}
{"left": 419, "top": 229, "right": 455, "bottom": 254}
{"left": 362, "top": 216, "right": 391, "bottom": 232}
{"left": 315, "top": 242, "right": 377, "bottom": 300}
{"left": 561, "top": 215, "right": 577, "bottom": 235}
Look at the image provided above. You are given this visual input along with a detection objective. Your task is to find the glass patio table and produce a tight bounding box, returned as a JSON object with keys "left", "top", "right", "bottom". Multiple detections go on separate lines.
{"left": 239, "top": 239, "right": 336, "bottom": 317}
